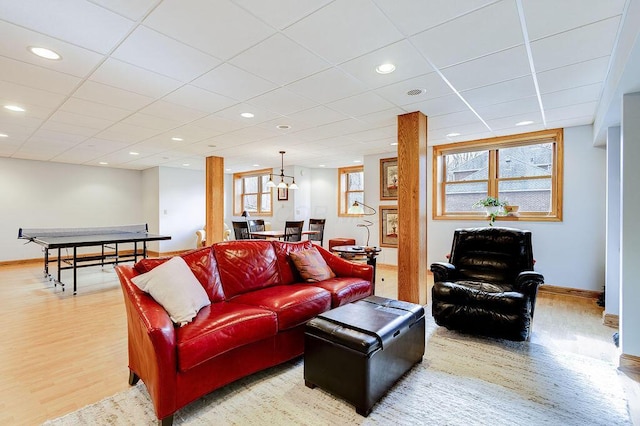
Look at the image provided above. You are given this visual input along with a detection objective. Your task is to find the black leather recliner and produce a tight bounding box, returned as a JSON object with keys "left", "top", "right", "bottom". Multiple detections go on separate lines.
{"left": 431, "top": 227, "right": 544, "bottom": 341}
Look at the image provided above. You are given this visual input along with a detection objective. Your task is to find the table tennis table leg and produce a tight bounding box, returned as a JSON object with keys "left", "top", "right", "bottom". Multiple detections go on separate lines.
{"left": 43, "top": 248, "right": 49, "bottom": 277}
{"left": 57, "top": 248, "right": 62, "bottom": 288}
{"left": 73, "top": 246, "right": 77, "bottom": 295}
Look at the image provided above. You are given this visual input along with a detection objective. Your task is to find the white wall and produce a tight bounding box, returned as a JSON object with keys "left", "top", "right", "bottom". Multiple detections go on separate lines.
{"left": 158, "top": 166, "right": 205, "bottom": 252}
{"left": 0, "top": 158, "right": 143, "bottom": 262}
{"left": 605, "top": 127, "right": 621, "bottom": 315}
{"left": 427, "top": 125, "right": 607, "bottom": 291}
{"left": 620, "top": 93, "right": 640, "bottom": 357}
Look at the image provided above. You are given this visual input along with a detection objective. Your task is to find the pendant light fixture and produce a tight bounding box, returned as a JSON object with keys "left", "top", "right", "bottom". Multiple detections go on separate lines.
{"left": 265, "top": 151, "right": 298, "bottom": 190}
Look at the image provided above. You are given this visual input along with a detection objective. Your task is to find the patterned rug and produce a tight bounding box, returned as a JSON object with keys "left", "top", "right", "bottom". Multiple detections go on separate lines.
{"left": 44, "top": 317, "right": 631, "bottom": 425}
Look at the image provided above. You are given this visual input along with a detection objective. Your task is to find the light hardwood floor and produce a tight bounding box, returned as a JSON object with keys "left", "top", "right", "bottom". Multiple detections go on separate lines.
{"left": 0, "top": 261, "right": 637, "bottom": 425}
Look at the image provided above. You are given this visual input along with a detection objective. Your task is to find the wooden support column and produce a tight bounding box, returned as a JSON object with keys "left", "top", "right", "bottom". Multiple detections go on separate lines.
{"left": 397, "top": 111, "right": 428, "bottom": 305}
{"left": 205, "top": 156, "right": 225, "bottom": 245}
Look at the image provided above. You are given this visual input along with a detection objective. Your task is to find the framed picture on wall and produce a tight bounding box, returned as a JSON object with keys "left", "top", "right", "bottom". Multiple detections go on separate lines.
{"left": 380, "top": 205, "right": 399, "bottom": 247}
{"left": 278, "top": 187, "right": 288, "bottom": 201}
{"left": 380, "top": 157, "right": 398, "bottom": 200}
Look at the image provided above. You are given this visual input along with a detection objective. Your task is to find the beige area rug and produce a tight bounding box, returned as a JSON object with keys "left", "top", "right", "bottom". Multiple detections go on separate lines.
{"left": 44, "top": 317, "right": 631, "bottom": 426}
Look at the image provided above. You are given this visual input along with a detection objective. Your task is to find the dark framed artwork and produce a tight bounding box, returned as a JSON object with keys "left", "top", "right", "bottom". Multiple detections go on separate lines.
{"left": 277, "top": 187, "right": 288, "bottom": 201}
{"left": 380, "top": 205, "right": 398, "bottom": 248}
{"left": 380, "top": 157, "right": 398, "bottom": 200}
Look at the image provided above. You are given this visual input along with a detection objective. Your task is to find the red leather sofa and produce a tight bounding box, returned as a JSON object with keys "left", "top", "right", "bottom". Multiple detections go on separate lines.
{"left": 115, "top": 240, "right": 373, "bottom": 425}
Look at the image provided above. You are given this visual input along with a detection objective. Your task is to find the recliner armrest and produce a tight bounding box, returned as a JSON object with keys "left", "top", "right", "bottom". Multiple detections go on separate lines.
{"left": 515, "top": 271, "right": 544, "bottom": 294}
{"left": 430, "top": 262, "right": 457, "bottom": 282}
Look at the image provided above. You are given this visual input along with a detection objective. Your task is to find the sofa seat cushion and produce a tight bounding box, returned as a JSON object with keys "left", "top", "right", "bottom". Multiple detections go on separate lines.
{"left": 433, "top": 280, "right": 527, "bottom": 314}
{"left": 307, "top": 277, "right": 372, "bottom": 307}
{"left": 229, "top": 285, "right": 331, "bottom": 331}
{"left": 176, "top": 302, "right": 277, "bottom": 372}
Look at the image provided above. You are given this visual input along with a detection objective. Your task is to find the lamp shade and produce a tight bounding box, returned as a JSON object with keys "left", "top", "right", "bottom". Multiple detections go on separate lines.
{"left": 348, "top": 202, "right": 365, "bottom": 215}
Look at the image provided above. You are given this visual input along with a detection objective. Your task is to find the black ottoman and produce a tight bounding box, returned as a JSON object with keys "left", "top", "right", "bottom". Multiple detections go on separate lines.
{"left": 304, "top": 295, "right": 425, "bottom": 416}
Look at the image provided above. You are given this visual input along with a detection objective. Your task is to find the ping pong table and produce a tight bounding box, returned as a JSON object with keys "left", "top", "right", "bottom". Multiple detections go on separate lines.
{"left": 18, "top": 224, "right": 171, "bottom": 294}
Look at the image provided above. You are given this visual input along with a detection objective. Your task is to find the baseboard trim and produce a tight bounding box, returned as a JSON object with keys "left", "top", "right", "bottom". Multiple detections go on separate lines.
{"left": 538, "top": 284, "right": 601, "bottom": 299}
{"left": 603, "top": 313, "right": 619, "bottom": 328}
{"left": 619, "top": 353, "right": 640, "bottom": 375}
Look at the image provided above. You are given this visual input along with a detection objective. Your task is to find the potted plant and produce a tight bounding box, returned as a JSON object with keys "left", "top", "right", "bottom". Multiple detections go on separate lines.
{"left": 473, "top": 196, "right": 506, "bottom": 226}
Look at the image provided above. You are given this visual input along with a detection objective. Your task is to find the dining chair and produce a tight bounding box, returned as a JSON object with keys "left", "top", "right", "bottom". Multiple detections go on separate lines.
{"left": 284, "top": 220, "right": 304, "bottom": 242}
{"left": 307, "top": 218, "right": 326, "bottom": 246}
{"left": 248, "top": 219, "right": 266, "bottom": 239}
{"left": 232, "top": 221, "right": 251, "bottom": 240}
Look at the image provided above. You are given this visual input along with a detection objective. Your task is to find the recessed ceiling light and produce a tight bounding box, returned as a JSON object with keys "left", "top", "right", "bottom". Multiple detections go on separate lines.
{"left": 241, "top": 112, "right": 255, "bottom": 118}
{"left": 28, "top": 46, "right": 61, "bottom": 60}
{"left": 276, "top": 124, "right": 291, "bottom": 130}
{"left": 225, "top": 168, "right": 231, "bottom": 172}
{"left": 375, "top": 63, "right": 396, "bottom": 74}
{"left": 171, "top": 137, "right": 183, "bottom": 141}
{"left": 129, "top": 151, "right": 139, "bottom": 156}
{"left": 446, "top": 132, "right": 461, "bottom": 138}
{"left": 182, "top": 163, "right": 190, "bottom": 167}
{"left": 4, "top": 105, "right": 25, "bottom": 112}
{"left": 390, "top": 142, "right": 398, "bottom": 146}
{"left": 318, "top": 165, "right": 326, "bottom": 168}
{"left": 253, "top": 164, "right": 260, "bottom": 167}
{"left": 99, "top": 161, "right": 108, "bottom": 165}
{"left": 516, "top": 120, "right": 534, "bottom": 126}
{"left": 0, "top": 133, "right": 8, "bottom": 138}
{"left": 353, "top": 160, "right": 362, "bottom": 163}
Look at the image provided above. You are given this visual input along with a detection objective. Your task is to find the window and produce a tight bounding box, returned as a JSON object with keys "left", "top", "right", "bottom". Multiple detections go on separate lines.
{"left": 233, "top": 169, "right": 273, "bottom": 216}
{"left": 433, "top": 128, "right": 563, "bottom": 222}
{"left": 338, "top": 166, "right": 364, "bottom": 216}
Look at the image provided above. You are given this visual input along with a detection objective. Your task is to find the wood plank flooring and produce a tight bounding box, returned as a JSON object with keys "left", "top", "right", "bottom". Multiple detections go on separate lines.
{"left": 0, "top": 261, "right": 637, "bottom": 425}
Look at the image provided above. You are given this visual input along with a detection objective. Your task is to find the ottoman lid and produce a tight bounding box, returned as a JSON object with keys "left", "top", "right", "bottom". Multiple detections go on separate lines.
{"left": 309, "top": 296, "right": 424, "bottom": 353}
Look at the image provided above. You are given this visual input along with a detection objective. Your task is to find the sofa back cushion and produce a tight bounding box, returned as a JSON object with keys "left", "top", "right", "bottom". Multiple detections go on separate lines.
{"left": 134, "top": 246, "right": 225, "bottom": 303}
{"left": 271, "top": 240, "right": 313, "bottom": 285}
{"left": 213, "top": 240, "right": 281, "bottom": 298}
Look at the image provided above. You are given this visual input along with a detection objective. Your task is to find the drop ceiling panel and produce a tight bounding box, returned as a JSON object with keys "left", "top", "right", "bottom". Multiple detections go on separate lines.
{"left": 112, "top": 26, "right": 221, "bottom": 82}
{"left": 89, "top": 58, "right": 183, "bottom": 98}
{"left": 327, "top": 92, "right": 395, "bottom": 117}
{"left": 339, "top": 40, "right": 434, "bottom": 89}
{"left": 229, "top": 34, "right": 330, "bottom": 86}
{"left": 537, "top": 56, "right": 610, "bottom": 94}
{"left": 189, "top": 115, "right": 247, "bottom": 134}
{"left": 284, "top": 0, "right": 404, "bottom": 64}
{"left": 373, "top": 72, "right": 454, "bottom": 106}
{"left": 460, "top": 76, "right": 537, "bottom": 108}
{"left": 136, "top": 100, "right": 209, "bottom": 123}
{"left": 90, "top": 0, "right": 160, "bottom": 21}
{"left": 357, "top": 107, "right": 406, "bottom": 126}
{"left": 544, "top": 101, "right": 598, "bottom": 123}
{"left": 373, "top": 0, "right": 499, "bottom": 37}
{"left": 144, "top": 0, "right": 275, "bottom": 60}
{"left": 40, "top": 121, "right": 101, "bottom": 137}
{"left": 60, "top": 98, "right": 132, "bottom": 122}
{"left": 74, "top": 81, "right": 154, "bottom": 110}
{"left": 213, "top": 103, "right": 281, "bottom": 125}
{"left": 485, "top": 111, "right": 544, "bottom": 131}
{"left": 285, "top": 68, "right": 368, "bottom": 104}
{"left": 403, "top": 94, "right": 469, "bottom": 118}
{"left": 95, "top": 122, "right": 160, "bottom": 143}
{"left": 121, "top": 112, "right": 184, "bottom": 132}
{"left": 441, "top": 46, "right": 531, "bottom": 92}
{"left": 541, "top": 83, "right": 603, "bottom": 110}
{"left": 428, "top": 110, "right": 485, "bottom": 131}
{"left": 474, "top": 96, "right": 540, "bottom": 121}
{"left": 0, "top": 0, "right": 135, "bottom": 53}
{"left": 530, "top": 17, "right": 620, "bottom": 73}
{"left": 0, "top": 81, "right": 67, "bottom": 109}
{"left": 233, "top": 0, "right": 333, "bottom": 30}
{"left": 248, "top": 88, "right": 317, "bottom": 116}
{"left": 192, "top": 64, "right": 277, "bottom": 102}
{"left": 288, "top": 106, "right": 350, "bottom": 127}
{"left": 161, "top": 85, "right": 238, "bottom": 114}
{"left": 0, "top": 21, "right": 105, "bottom": 78}
{"left": 410, "top": 1, "right": 523, "bottom": 68}
{"left": 522, "top": 0, "right": 626, "bottom": 41}
{"left": 428, "top": 121, "right": 493, "bottom": 143}
{"left": 0, "top": 56, "right": 81, "bottom": 95}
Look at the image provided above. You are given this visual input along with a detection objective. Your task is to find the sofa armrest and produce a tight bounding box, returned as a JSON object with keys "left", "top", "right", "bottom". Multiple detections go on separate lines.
{"left": 430, "top": 262, "right": 457, "bottom": 282}
{"left": 515, "top": 271, "right": 544, "bottom": 317}
{"left": 316, "top": 245, "right": 374, "bottom": 284}
{"left": 115, "top": 265, "right": 178, "bottom": 419}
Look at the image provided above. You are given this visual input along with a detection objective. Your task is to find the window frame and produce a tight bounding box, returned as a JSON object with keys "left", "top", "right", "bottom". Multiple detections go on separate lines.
{"left": 432, "top": 128, "right": 563, "bottom": 222}
{"left": 232, "top": 168, "right": 273, "bottom": 216}
{"left": 338, "top": 165, "right": 365, "bottom": 217}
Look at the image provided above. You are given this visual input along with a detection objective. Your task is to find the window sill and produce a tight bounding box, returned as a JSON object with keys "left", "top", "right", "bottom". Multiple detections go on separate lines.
{"left": 433, "top": 214, "right": 561, "bottom": 222}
